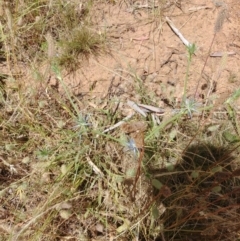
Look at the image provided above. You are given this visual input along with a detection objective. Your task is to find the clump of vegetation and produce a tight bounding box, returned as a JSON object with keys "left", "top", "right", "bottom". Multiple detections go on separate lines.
{"left": 0, "top": 0, "right": 104, "bottom": 70}
{"left": 0, "top": 1, "right": 240, "bottom": 241}
{"left": 58, "top": 26, "right": 105, "bottom": 70}
{"left": 152, "top": 142, "right": 240, "bottom": 240}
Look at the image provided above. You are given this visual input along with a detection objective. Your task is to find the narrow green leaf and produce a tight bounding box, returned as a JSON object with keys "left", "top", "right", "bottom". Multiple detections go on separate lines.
{"left": 152, "top": 205, "right": 160, "bottom": 219}
{"left": 211, "top": 166, "right": 222, "bottom": 173}
{"left": 223, "top": 131, "right": 240, "bottom": 143}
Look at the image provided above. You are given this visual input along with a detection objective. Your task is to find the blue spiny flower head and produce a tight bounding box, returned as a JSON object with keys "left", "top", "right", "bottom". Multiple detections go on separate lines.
{"left": 73, "top": 114, "right": 92, "bottom": 132}
{"left": 184, "top": 98, "right": 202, "bottom": 118}
{"left": 125, "top": 136, "right": 139, "bottom": 158}
{"left": 72, "top": 114, "right": 92, "bottom": 143}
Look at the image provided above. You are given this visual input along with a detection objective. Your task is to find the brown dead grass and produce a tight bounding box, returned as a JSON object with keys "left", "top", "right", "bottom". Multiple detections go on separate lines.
{"left": 1, "top": 0, "right": 240, "bottom": 241}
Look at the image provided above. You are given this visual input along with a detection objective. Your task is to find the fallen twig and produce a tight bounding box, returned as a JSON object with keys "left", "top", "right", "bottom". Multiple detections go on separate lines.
{"left": 127, "top": 100, "right": 147, "bottom": 117}
{"left": 103, "top": 113, "right": 134, "bottom": 133}
{"left": 137, "top": 103, "right": 164, "bottom": 114}
{"left": 86, "top": 156, "right": 104, "bottom": 178}
{"left": 210, "top": 51, "right": 236, "bottom": 57}
{"left": 188, "top": 5, "right": 211, "bottom": 12}
{"left": 166, "top": 17, "right": 192, "bottom": 47}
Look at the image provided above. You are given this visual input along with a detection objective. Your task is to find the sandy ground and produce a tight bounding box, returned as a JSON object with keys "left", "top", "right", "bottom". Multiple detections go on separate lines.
{"left": 54, "top": 0, "right": 240, "bottom": 114}
{"left": 2, "top": 0, "right": 239, "bottom": 113}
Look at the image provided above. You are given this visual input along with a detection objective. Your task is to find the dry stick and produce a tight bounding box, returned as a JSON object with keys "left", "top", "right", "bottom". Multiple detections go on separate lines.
{"left": 194, "top": 6, "right": 228, "bottom": 99}
{"left": 141, "top": 187, "right": 164, "bottom": 212}
{"left": 103, "top": 113, "right": 134, "bottom": 133}
{"left": 166, "top": 17, "right": 192, "bottom": 47}
{"left": 131, "top": 144, "right": 145, "bottom": 201}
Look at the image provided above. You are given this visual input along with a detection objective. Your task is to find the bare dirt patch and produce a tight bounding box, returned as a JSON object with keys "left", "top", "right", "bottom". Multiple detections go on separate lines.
{"left": 57, "top": 0, "right": 240, "bottom": 113}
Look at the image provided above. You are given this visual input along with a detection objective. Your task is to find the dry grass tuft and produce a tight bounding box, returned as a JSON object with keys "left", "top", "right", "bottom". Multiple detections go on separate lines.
{"left": 0, "top": 1, "right": 240, "bottom": 241}
{"left": 155, "top": 143, "right": 240, "bottom": 241}
{"left": 0, "top": 0, "right": 104, "bottom": 69}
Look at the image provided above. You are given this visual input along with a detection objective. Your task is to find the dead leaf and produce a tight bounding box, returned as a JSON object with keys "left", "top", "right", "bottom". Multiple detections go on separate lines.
{"left": 95, "top": 223, "right": 104, "bottom": 233}
{"left": 232, "top": 168, "right": 240, "bottom": 177}
{"left": 161, "top": 185, "right": 172, "bottom": 197}
{"left": 201, "top": 225, "right": 218, "bottom": 236}
{"left": 59, "top": 210, "right": 72, "bottom": 220}
{"left": 122, "top": 121, "right": 147, "bottom": 149}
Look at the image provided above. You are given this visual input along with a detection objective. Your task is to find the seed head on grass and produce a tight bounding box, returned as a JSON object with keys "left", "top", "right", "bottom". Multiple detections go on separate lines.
{"left": 46, "top": 31, "right": 56, "bottom": 62}
{"left": 214, "top": 6, "right": 228, "bottom": 34}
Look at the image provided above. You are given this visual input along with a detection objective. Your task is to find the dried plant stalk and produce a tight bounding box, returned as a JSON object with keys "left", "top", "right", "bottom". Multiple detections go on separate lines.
{"left": 194, "top": 4, "right": 228, "bottom": 98}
